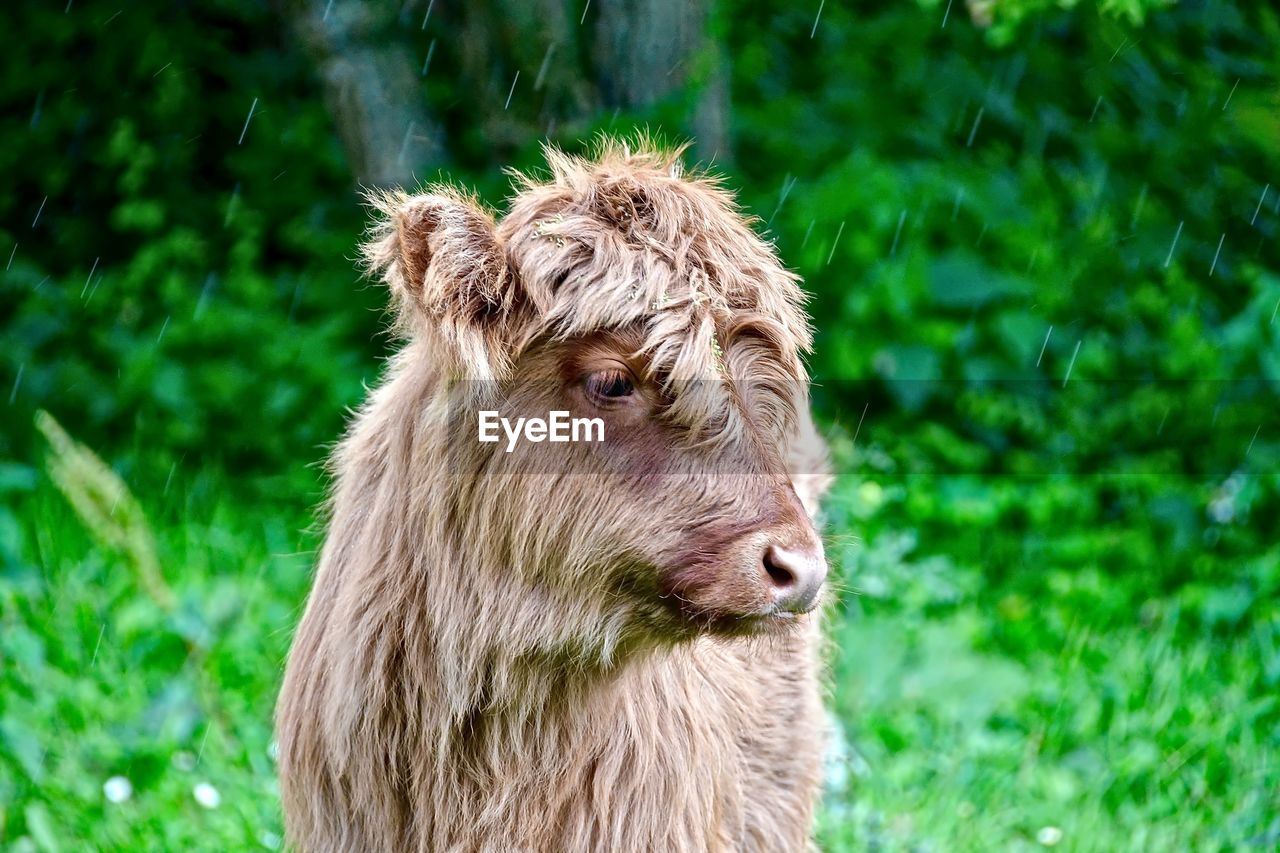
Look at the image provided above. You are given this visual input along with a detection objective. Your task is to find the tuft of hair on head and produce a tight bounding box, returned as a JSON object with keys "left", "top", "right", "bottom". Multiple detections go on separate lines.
{"left": 507, "top": 131, "right": 695, "bottom": 196}
{"left": 586, "top": 129, "right": 692, "bottom": 171}
{"left": 360, "top": 185, "right": 526, "bottom": 384}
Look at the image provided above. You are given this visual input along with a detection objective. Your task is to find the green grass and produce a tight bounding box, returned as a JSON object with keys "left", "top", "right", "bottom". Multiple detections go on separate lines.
{"left": 1, "top": 464, "right": 312, "bottom": 850}
{"left": 2, "top": 437, "right": 1277, "bottom": 850}
{"left": 818, "top": 518, "right": 1279, "bottom": 850}
{"left": 815, "top": 451, "right": 1280, "bottom": 850}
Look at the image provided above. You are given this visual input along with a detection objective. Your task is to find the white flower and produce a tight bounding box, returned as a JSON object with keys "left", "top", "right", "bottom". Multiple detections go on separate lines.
{"left": 103, "top": 776, "right": 133, "bottom": 804}
{"left": 193, "top": 782, "right": 221, "bottom": 809}
{"left": 1036, "top": 826, "right": 1063, "bottom": 846}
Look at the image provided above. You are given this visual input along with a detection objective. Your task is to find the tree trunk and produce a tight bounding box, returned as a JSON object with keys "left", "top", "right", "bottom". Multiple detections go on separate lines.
{"left": 449, "top": 0, "right": 601, "bottom": 151}
{"left": 277, "top": 0, "right": 446, "bottom": 188}
{"left": 592, "top": 0, "right": 730, "bottom": 161}
{"left": 279, "top": 0, "right": 731, "bottom": 181}
{"left": 690, "top": 33, "right": 732, "bottom": 165}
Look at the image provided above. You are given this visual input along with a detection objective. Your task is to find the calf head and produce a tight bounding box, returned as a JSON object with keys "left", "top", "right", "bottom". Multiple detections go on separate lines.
{"left": 363, "top": 142, "right": 827, "bottom": 645}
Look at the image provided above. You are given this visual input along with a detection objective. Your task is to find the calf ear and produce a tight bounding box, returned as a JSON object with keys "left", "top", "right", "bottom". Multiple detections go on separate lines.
{"left": 362, "top": 188, "right": 522, "bottom": 382}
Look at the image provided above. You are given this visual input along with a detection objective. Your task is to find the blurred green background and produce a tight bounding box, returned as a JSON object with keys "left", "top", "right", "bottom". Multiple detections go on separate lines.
{"left": 2, "top": 1, "right": 1278, "bottom": 849}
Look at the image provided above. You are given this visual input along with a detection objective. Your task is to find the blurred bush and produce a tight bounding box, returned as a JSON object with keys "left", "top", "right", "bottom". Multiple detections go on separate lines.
{"left": 722, "top": 1, "right": 1279, "bottom": 632}
{"left": 1, "top": 1, "right": 375, "bottom": 493}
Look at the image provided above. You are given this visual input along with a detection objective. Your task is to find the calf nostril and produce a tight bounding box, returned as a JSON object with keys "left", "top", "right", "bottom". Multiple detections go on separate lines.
{"left": 761, "top": 541, "right": 827, "bottom": 614}
{"left": 763, "top": 545, "right": 798, "bottom": 589}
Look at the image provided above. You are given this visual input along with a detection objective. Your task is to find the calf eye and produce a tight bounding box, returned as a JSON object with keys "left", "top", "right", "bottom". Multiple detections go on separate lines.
{"left": 584, "top": 370, "right": 635, "bottom": 402}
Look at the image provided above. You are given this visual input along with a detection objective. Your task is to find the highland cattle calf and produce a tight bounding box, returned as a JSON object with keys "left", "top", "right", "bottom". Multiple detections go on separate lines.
{"left": 276, "top": 141, "right": 831, "bottom": 852}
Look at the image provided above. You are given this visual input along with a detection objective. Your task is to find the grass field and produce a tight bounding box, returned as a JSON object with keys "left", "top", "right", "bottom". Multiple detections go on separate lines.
{"left": 3, "top": 421, "right": 1276, "bottom": 851}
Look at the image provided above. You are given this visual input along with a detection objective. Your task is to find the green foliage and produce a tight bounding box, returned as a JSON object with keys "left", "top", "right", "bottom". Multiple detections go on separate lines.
{"left": 816, "top": 439, "right": 1280, "bottom": 848}
{"left": 0, "top": 1, "right": 377, "bottom": 493}
{"left": 2, "top": 0, "right": 1278, "bottom": 849}
{"left": 1, "top": 470, "right": 308, "bottom": 850}
{"left": 918, "top": 0, "right": 1178, "bottom": 45}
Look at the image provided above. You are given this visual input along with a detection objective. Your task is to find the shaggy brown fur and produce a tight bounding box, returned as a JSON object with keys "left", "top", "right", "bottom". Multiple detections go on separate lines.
{"left": 276, "top": 140, "right": 832, "bottom": 852}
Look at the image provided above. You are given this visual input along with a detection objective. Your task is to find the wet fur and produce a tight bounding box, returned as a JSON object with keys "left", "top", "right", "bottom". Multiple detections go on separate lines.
{"left": 276, "top": 140, "right": 832, "bottom": 851}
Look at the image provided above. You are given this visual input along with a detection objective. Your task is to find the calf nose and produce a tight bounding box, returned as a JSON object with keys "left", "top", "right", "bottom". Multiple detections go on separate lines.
{"left": 761, "top": 541, "right": 827, "bottom": 614}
